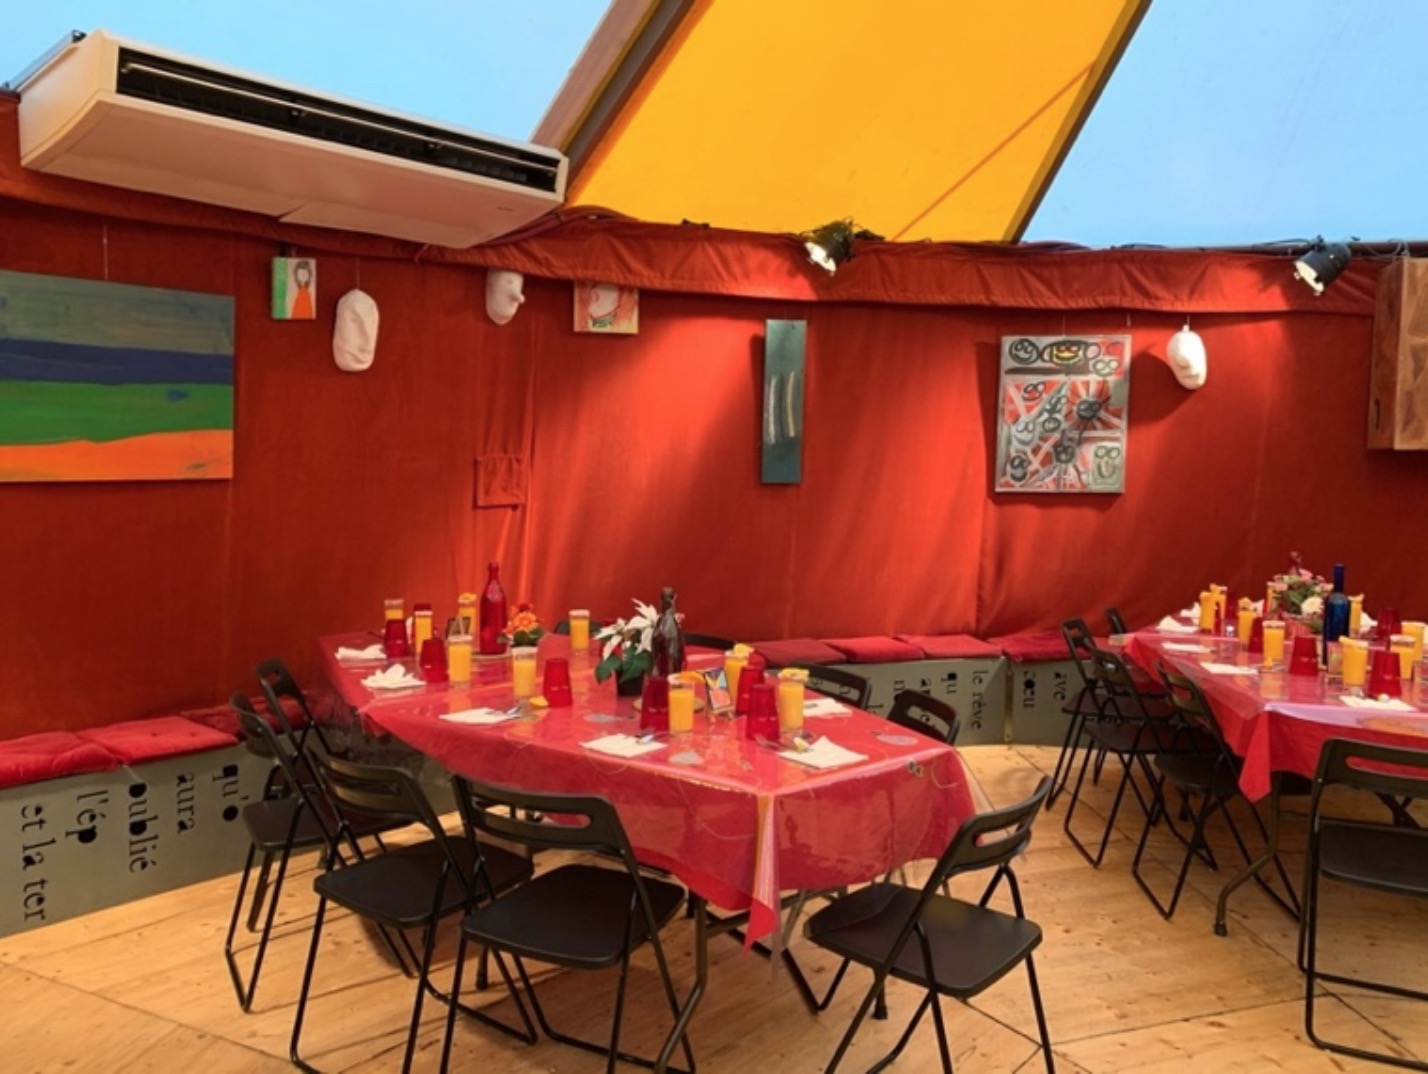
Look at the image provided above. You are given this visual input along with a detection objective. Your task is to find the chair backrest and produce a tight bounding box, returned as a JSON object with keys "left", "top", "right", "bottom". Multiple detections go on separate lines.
{"left": 254, "top": 658, "right": 331, "bottom": 753}
{"left": 1105, "top": 606, "right": 1130, "bottom": 635}
{"left": 887, "top": 690, "right": 960, "bottom": 745}
{"left": 929, "top": 776, "right": 1051, "bottom": 890}
{"left": 453, "top": 776, "right": 637, "bottom": 863}
{"left": 1157, "top": 663, "right": 1232, "bottom": 760}
{"left": 1309, "top": 738, "right": 1428, "bottom": 819}
{"left": 1086, "top": 645, "right": 1153, "bottom": 722}
{"left": 793, "top": 663, "right": 872, "bottom": 709}
{"left": 1062, "top": 618, "right": 1100, "bottom": 693}
{"left": 682, "top": 632, "right": 737, "bottom": 653}
{"left": 229, "top": 692, "right": 336, "bottom": 836}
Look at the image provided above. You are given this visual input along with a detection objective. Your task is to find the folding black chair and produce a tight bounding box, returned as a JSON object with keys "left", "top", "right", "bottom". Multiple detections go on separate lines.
{"left": 223, "top": 694, "right": 405, "bottom": 1012}
{"left": 1130, "top": 666, "right": 1298, "bottom": 922}
{"left": 791, "top": 663, "right": 872, "bottom": 709}
{"left": 443, "top": 776, "right": 694, "bottom": 1074}
{"left": 886, "top": 690, "right": 960, "bottom": 745}
{"left": 1105, "top": 606, "right": 1130, "bottom": 635}
{"left": 804, "top": 777, "right": 1054, "bottom": 1073}
{"left": 1300, "top": 737, "right": 1428, "bottom": 1070}
{"left": 1062, "top": 645, "right": 1180, "bottom": 867}
{"left": 290, "top": 756, "right": 535, "bottom": 1073}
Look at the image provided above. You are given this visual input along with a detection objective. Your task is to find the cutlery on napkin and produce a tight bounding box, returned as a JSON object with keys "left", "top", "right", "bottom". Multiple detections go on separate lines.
{"left": 1198, "top": 662, "right": 1257, "bottom": 676}
{"left": 1340, "top": 695, "right": 1417, "bottom": 713}
{"left": 440, "top": 707, "right": 520, "bottom": 725}
{"left": 361, "top": 664, "right": 425, "bottom": 689}
{"left": 803, "top": 696, "right": 851, "bottom": 717}
{"left": 336, "top": 643, "right": 386, "bottom": 662}
{"left": 1162, "top": 642, "right": 1213, "bottom": 653}
{"left": 581, "top": 733, "right": 667, "bottom": 758}
{"left": 1156, "top": 617, "right": 1199, "bottom": 635}
{"left": 778, "top": 736, "right": 867, "bottom": 770}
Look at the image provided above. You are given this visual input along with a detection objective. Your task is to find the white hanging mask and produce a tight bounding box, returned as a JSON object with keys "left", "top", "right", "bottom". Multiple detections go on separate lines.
{"left": 486, "top": 269, "right": 525, "bottom": 325}
{"left": 1166, "top": 325, "right": 1207, "bottom": 390}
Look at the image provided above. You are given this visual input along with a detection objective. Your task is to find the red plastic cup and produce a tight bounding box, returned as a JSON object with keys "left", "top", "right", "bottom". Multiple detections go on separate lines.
{"left": 418, "top": 637, "right": 448, "bottom": 683}
{"left": 1288, "top": 634, "right": 1320, "bottom": 677}
{"left": 734, "top": 665, "right": 766, "bottom": 716}
{"left": 1377, "top": 607, "right": 1402, "bottom": 643}
{"left": 383, "top": 618, "right": 410, "bottom": 660}
{"left": 542, "top": 657, "right": 573, "bottom": 707}
{"left": 745, "top": 682, "right": 780, "bottom": 742}
{"left": 1247, "top": 616, "right": 1264, "bottom": 656}
{"left": 1368, "top": 648, "right": 1403, "bottom": 698}
{"left": 640, "top": 676, "right": 670, "bottom": 733}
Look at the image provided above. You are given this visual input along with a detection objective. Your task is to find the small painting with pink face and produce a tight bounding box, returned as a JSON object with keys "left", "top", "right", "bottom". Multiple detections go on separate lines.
{"left": 573, "top": 280, "right": 639, "bottom": 334}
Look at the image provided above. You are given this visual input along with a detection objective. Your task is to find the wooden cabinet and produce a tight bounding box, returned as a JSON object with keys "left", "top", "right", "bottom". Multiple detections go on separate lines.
{"left": 1369, "top": 258, "right": 1428, "bottom": 449}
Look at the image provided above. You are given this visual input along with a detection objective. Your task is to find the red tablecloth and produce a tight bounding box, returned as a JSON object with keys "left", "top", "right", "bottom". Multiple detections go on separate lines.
{"left": 319, "top": 633, "right": 978, "bottom": 946}
{"left": 1125, "top": 632, "right": 1428, "bottom": 800}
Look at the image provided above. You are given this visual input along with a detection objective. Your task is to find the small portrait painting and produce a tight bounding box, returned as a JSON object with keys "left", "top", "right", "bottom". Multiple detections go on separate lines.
{"left": 573, "top": 280, "right": 638, "bottom": 334}
{"left": 271, "top": 257, "right": 317, "bottom": 321}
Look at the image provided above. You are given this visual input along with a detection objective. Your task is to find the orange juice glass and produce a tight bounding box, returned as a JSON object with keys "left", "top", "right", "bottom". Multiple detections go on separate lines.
{"left": 447, "top": 634, "right": 473, "bottom": 684}
{"left": 1349, "top": 595, "right": 1363, "bottom": 636}
{"left": 668, "top": 679, "right": 696, "bottom": 734}
{"left": 569, "top": 609, "right": 591, "bottom": 652}
{"left": 1403, "top": 621, "right": 1426, "bottom": 663}
{"left": 384, "top": 597, "right": 405, "bottom": 622}
{"left": 1262, "top": 620, "right": 1286, "bottom": 666}
{"left": 511, "top": 646, "right": 538, "bottom": 699}
{"left": 777, "top": 678, "right": 806, "bottom": 732}
{"left": 1198, "top": 591, "right": 1217, "bottom": 632}
{"left": 412, "top": 604, "right": 433, "bottom": 653}
{"left": 724, "top": 651, "right": 749, "bottom": 700}
{"left": 456, "top": 595, "right": 477, "bottom": 634}
{"left": 1341, "top": 639, "right": 1369, "bottom": 688}
{"left": 1236, "top": 607, "right": 1256, "bottom": 645}
{"left": 1392, "top": 634, "right": 1417, "bottom": 678}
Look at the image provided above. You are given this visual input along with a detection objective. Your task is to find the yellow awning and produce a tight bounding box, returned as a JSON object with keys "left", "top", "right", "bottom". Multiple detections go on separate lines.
{"left": 537, "top": 0, "right": 1148, "bottom": 243}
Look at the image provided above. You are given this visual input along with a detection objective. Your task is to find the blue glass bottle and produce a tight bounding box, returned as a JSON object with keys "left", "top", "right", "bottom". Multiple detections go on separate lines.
{"left": 1323, "top": 563, "right": 1350, "bottom": 663}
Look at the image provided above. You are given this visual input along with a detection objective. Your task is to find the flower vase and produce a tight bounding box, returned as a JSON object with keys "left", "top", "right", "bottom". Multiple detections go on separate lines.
{"left": 615, "top": 672, "right": 644, "bottom": 698}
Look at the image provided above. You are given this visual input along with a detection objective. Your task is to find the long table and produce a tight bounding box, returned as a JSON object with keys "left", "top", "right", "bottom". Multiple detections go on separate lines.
{"left": 319, "top": 632, "right": 979, "bottom": 1068}
{"left": 1124, "top": 630, "right": 1428, "bottom": 932}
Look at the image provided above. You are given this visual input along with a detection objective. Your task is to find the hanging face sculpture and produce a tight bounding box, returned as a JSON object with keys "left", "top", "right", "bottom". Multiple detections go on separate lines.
{"left": 1166, "top": 327, "right": 1207, "bottom": 389}
{"left": 486, "top": 269, "right": 525, "bottom": 325}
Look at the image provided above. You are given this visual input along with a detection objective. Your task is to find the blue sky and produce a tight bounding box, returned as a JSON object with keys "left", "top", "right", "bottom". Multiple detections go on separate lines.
{"left": 4, "top": 1, "right": 1425, "bottom": 249}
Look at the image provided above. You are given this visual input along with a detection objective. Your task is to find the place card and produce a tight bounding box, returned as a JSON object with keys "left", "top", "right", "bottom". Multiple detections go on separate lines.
{"left": 803, "top": 696, "right": 851, "bottom": 717}
{"left": 1339, "top": 695, "right": 1417, "bottom": 713}
{"left": 1162, "top": 642, "right": 1213, "bottom": 653}
{"left": 336, "top": 643, "right": 386, "bottom": 662}
{"left": 361, "top": 665, "right": 424, "bottom": 689}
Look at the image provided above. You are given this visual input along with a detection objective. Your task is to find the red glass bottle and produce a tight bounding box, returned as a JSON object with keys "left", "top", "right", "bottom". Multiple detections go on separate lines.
{"left": 651, "top": 586, "right": 685, "bottom": 677}
{"left": 478, "top": 561, "right": 508, "bottom": 655}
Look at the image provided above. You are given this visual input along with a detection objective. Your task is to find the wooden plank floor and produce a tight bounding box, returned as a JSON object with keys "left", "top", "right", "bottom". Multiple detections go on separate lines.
{"left": 3, "top": 744, "right": 1426, "bottom": 1073}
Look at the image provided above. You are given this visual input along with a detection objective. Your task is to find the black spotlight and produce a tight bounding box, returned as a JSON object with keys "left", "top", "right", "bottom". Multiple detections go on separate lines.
{"left": 804, "top": 220, "right": 856, "bottom": 274}
{"left": 1293, "top": 238, "right": 1352, "bottom": 295}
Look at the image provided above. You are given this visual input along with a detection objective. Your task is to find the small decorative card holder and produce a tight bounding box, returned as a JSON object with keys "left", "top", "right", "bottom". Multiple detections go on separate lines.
{"left": 702, "top": 668, "right": 732, "bottom": 713}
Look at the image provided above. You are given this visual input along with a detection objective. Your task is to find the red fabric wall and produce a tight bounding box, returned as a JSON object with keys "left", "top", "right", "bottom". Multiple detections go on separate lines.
{"left": 1, "top": 100, "right": 1422, "bottom": 737}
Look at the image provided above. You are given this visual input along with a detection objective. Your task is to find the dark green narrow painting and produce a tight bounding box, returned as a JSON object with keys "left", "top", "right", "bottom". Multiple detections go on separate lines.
{"left": 762, "top": 319, "right": 805, "bottom": 484}
{"left": 0, "top": 270, "right": 234, "bottom": 482}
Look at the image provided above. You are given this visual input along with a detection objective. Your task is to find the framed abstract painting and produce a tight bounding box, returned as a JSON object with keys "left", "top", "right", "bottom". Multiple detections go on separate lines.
{"left": 994, "top": 334, "right": 1130, "bottom": 494}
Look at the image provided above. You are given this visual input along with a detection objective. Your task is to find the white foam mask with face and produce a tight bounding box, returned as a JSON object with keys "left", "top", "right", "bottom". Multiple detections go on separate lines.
{"left": 486, "top": 269, "right": 526, "bottom": 325}
{"left": 1167, "top": 326, "right": 1207, "bottom": 390}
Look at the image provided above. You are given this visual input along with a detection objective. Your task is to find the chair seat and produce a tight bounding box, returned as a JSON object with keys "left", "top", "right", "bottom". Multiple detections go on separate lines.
{"left": 1083, "top": 718, "right": 1180, "bottom": 755}
{"left": 242, "top": 795, "right": 398, "bottom": 854}
{"left": 804, "top": 882, "right": 1042, "bottom": 999}
{"left": 1319, "top": 822, "right": 1428, "bottom": 897}
{"left": 460, "top": 863, "right": 684, "bottom": 970}
{"left": 315, "top": 838, "right": 532, "bottom": 929}
{"left": 1154, "top": 752, "right": 1241, "bottom": 798}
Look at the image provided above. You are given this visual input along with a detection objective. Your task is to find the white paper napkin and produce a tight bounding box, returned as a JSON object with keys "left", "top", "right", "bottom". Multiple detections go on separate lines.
{"left": 803, "top": 696, "right": 851, "bottom": 717}
{"left": 1199, "top": 662, "right": 1258, "bottom": 676}
{"left": 778, "top": 736, "right": 868, "bottom": 770}
{"left": 581, "top": 733, "right": 667, "bottom": 758}
{"left": 1162, "top": 642, "right": 1213, "bottom": 653}
{"left": 1340, "top": 695, "right": 1417, "bottom": 713}
{"left": 1157, "top": 617, "right": 1199, "bottom": 635}
{"left": 361, "top": 664, "right": 425, "bottom": 689}
{"left": 440, "top": 707, "right": 519, "bottom": 725}
{"left": 336, "top": 643, "right": 386, "bottom": 662}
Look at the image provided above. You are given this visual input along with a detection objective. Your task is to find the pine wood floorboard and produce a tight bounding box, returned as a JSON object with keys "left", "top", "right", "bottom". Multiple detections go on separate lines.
{"left": 3, "top": 744, "right": 1424, "bottom": 1072}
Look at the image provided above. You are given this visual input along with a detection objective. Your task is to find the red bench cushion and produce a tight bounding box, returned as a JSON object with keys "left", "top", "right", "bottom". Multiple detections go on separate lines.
{"left": 894, "top": 633, "right": 1003, "bottom": 659}
{"left": 76, "top": 715, "right": 238, "bottom": 765}
{"left": 989, "top": 630, "right": 1072, "bottom": 662}
{"left": 820, "top": 635, "right": 924, "bottom": 663}
{"left": 0, "top": 732, "right": 119, "bottom": 790}
{"left": 752, "top": 637, "right": 844, "bottom": 667}
{"left": 181, "top": 694, "right": 312, "bottom": 739}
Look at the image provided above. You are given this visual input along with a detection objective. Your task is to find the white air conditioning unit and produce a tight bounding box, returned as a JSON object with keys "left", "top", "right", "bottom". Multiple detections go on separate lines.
{"left": 14, "top": 30, "right": 567, "bottom": 248}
